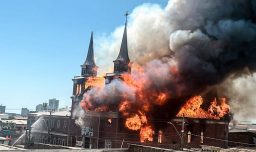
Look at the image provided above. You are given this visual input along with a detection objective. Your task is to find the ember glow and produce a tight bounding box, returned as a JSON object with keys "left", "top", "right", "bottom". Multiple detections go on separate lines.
{"left": 80, "top": 63, "right": 231, "bottom": 142}
{"left": 140, "top": 126, "right": 154, "bottom": 143}
{"left": 176, "top": 96, "right": 230, "bottom": 119}
{"left": 85, "top": 77, "right": 105, "bottom": 89}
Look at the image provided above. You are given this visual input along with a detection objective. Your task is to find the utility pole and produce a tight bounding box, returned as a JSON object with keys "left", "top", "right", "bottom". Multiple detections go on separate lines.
{"left": 25, "top": 118, "right": 33, "bottom": 148}
{"left": 48, "top": 110, "right": 52, "bottom": 144}
{"left": 181, "top": 115, "right": 185, "bottom": 150}
{"left": 167, "top": 121, "right": 182, "bottom": 146}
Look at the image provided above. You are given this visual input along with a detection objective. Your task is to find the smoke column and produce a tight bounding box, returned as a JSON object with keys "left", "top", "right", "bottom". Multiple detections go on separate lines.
{"left": 78, "top": 0, "right": 256, "bottom": 123}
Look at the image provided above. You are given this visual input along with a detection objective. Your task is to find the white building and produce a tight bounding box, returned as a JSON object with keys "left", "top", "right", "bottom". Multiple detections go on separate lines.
{"left": 48, "top": 98, "right": 59, "bottom": 111}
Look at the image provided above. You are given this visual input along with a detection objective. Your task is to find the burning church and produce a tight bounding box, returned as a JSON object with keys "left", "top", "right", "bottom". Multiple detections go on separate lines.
{"left": 23, "top": 0, "right": 256, "bottom": 149}
{"left": 70, "top": 10, "right": 235, "bottom": 149}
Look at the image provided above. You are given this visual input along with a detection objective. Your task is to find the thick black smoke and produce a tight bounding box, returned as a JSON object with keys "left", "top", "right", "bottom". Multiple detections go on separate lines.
{"left": 76, "top": 0, "right": 256, "bottom": 123}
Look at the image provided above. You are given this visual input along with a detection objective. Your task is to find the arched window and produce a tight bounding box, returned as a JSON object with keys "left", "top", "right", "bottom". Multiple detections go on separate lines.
{"left": 62, "top": 139, "right": 66, "bottom": 146}
{"left": 53, "top": 138, "right": 56, "bottom": 145}
{"left": 44, "top": 138, "right": 48, "bottom": 144}
{"left": 200, "top": 131, "right": 204, "bottom": 144}
{"left": 158, "top": 130, "right": 163, "bottom": 143}
{"left": 63, "top": 120, "right": 67, "bottom": 129}
{"left": 50, "top": 119, "right": 54, "bottom": 128}
{"left": 57, "top": 120, "right": 61, "bottom": 129}
{"left": 187, "top": 131, "right": 191, "bottom": 143}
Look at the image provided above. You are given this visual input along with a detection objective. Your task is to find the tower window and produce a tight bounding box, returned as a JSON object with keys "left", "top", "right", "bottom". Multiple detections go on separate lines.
{"left": 187, "top": 131, "right": 191, "bottom": 143}
{"left": 158, "top": 130, "right": 163, "bottom": 143}
{"left": 200, "top": 131, "right": 204, "bottom": 144}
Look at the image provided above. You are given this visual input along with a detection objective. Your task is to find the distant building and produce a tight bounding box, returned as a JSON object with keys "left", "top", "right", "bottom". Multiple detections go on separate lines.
{"left": 21, "top": 108, "right": 29, "bottom": 117}
{"left": 0, "top": 105, "right": 6, "bottom": 114}
{"left": 0, "top": 114, "right": 9, "bottom": 120}
{"left": 36, "top": 104, "right": 44, "bottom": 112}
{"left": 42, "top": 102, "right": 48, "bottom": 111}
{"left": 48, "top": 98, "right": 59, "bottom": 111}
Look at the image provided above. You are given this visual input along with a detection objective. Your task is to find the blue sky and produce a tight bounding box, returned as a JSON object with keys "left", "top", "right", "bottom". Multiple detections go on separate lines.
{"left": 0, "top": 0, "right": 167, "bottom": 113}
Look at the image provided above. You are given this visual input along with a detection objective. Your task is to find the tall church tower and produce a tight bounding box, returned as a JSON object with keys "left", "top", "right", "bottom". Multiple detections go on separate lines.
{"left": 71, "top": 32, "right": 98, "bottom": 116}
{"left": 81, "top": 32, "right": 97, "bottom": 77}
{"left": 105, "top": 12, "right": 131, "bottom": 84}
{"left": 113, "top": 13, "right": 130, "bottom": 74}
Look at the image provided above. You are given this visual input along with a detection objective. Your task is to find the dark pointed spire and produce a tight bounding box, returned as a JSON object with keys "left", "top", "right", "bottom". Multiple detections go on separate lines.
{"left": 83, "top": 32, "right": 96, "bottom": 66}
{"left": 113, "top": 12, "right": 131, "bottom": 74}
{"left": 114, "top": 11, "right": 130, "bottom": 63}
{"left": 81, "top": 32, "right": 97, "bottom": 77}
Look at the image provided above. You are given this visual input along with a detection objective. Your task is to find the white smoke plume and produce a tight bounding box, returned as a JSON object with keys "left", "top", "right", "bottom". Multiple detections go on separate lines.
{"left": 219, "top": 74, "right": 256, "bottom": 122}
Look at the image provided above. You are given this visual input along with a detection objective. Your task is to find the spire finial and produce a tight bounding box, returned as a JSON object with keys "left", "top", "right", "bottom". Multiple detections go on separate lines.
{"left": 124, "top": 11, "right": 129, "bottom": 26}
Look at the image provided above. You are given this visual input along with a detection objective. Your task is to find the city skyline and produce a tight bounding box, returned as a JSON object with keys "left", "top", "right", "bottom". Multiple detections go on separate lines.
{"left": 0, "top": 0, "right": 167, "bottom": 113}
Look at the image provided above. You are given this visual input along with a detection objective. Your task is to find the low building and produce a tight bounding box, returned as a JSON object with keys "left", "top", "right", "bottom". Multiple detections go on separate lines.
{"left": 228, "top": 122, "right": 256, "bottom": 147}
{"left": 27, "top": 110, "right": 80, "bottom": 147}
{"left": 159, "top": 118, "right": 229, "bottom": 148}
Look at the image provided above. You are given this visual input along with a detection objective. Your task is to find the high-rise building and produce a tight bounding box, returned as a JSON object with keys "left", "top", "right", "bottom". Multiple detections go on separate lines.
{"left": 48, "top": 98, "right": 59, "bottom": 111}
{"left": 0, "top": 105, "right": 6, "bottom": 114}
{"left": 21, "top": 108, "right": 29, "bottom": 117}
{"left": 36, "top": 104, "right": 44, "bottom": 112}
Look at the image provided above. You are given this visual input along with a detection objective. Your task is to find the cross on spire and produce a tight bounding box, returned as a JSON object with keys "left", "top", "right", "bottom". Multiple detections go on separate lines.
{"left": 113, "top": 11, "right": 131, "bottom": 74}
{"left": 124, "top": 11, "right": 129, "bottom": 25}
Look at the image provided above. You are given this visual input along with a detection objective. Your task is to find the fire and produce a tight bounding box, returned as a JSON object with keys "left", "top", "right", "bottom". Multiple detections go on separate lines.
{"left": 119, "top": 101, "right": 132, "bottom": 116}
{"left": 125, "top": 114, "right": 142, "bottom": 131}
{"left": 176, "top": 96, "right": 230, "bottom": 119}
{"left": 85, "top": 76, "right": 105, "bottom": 88}
{"left": 124, "top": 112, "right": 154, "bottom": 142}
{"left": 140, "top": 126, "right": 154, "bottom": 143}
{"left": 208, "top": 97, "right": 230, "bottom": 118}
{"left": 80, "top": 62, "right": 231, "bottom": 143}
{"left": 80, "top": 63, "right": 176, "bottom": 142}
{"left": 154, "top": 92, "right": 168, "bottom": 105}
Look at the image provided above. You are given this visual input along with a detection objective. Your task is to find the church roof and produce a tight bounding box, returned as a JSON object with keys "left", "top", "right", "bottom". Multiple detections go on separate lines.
{"left": 83, "top": 32, "right": 96, "bottom": 66}
{"left": 114, "top": 17, "right": 130, "bottom": 63}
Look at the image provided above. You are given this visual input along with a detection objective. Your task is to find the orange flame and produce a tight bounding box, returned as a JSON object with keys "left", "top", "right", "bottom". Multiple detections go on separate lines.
{"left": 176, "top": 96, "right": 230, "bottom": 119}
{"left": 125, "top": 114, "right": 142, "bottom": 131}
{"left": 119, "top": 101, "right": 132, "bottom": 117}
{"left": 85, "top": 77, "right": 105, "bottom": 88}
{"left": 208, "top": 97, "right": 230, "bottom": 118}
{"left": 154, "top": 92, "right": 168, "bottom": 105}
{"left": 80, "top": 62, "right": 230, "bottom": 143}
{"left": 124, "top": 112, "right": 154, "bottom": 142}
{"left": 140, "top": 126, "right": 154, "bottom": 143}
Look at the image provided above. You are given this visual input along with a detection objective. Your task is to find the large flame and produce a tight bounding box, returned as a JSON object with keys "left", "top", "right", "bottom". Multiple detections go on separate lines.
{"left": 140, "top": 126, "right": 154, "bottom": 143}
{"left": 176, "top": 96, "right": 230, "bottom": 119}
{"left": 85, "top": 76, "right": 105, "bottom": 88}
{"left": 80, "top": 63, "right": 230, "bottom": 143}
